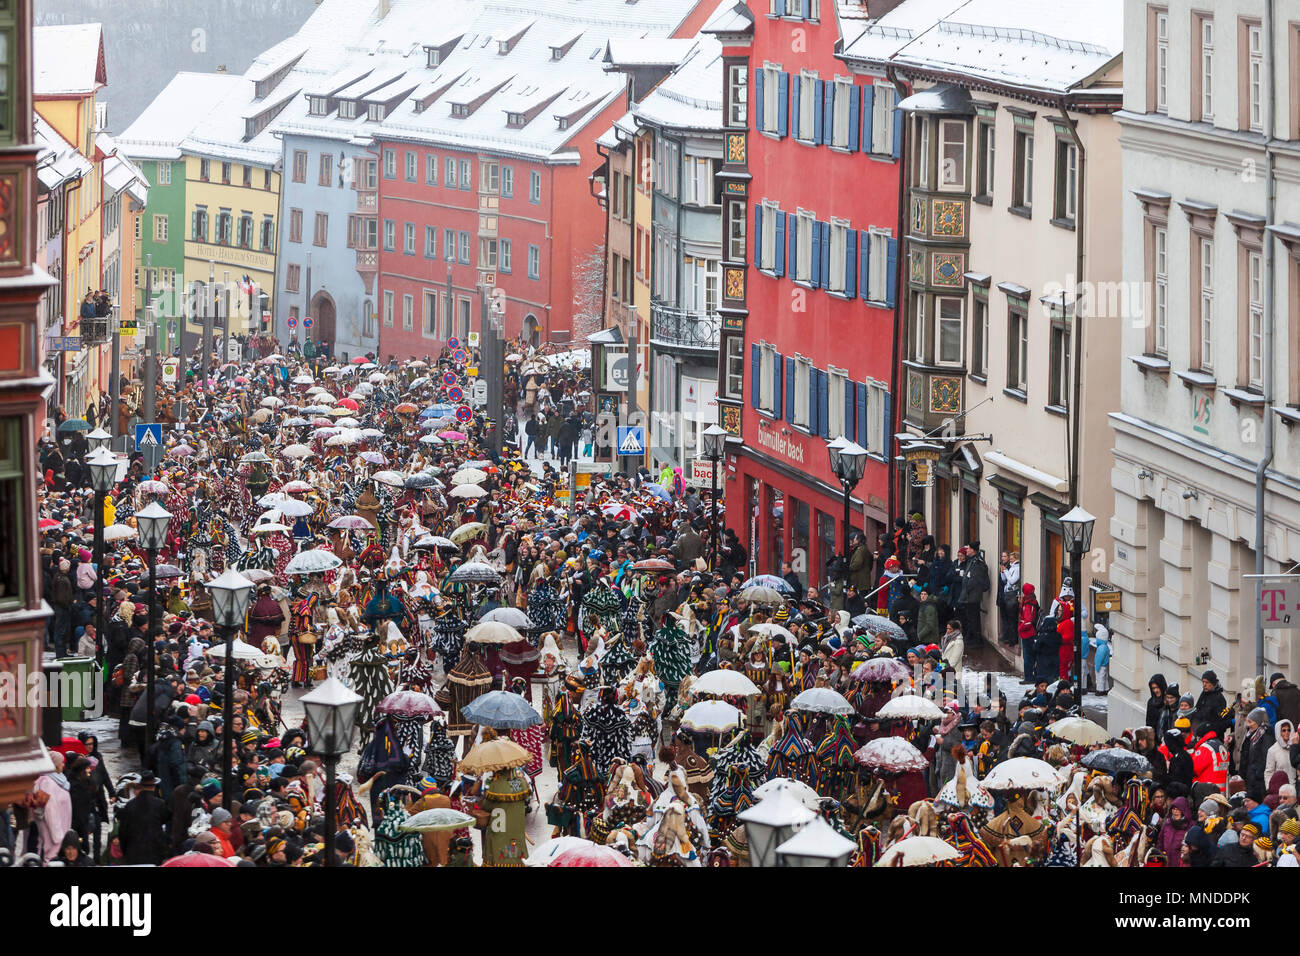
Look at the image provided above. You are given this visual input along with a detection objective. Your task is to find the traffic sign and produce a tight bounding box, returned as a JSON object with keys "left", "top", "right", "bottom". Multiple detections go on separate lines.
{"left": 471, "top": 380, "right": 487, "bottom": 406}
{"left": 162, "top": 360, "right": 178, "bottom": 384}
{"left": 287, "top": 315, "right": 297, "bottom": 328}
{"left": 616, "top": 426, "right": 644, "bottom": 456}
{"left": 468, "top": 332, "right": 480, "bottom": 348}
{"left": 442, "top": 371, "right": 458, "bottom": 387}
{"left": 466, "top": 366, "right": 478, "bottom": 378}
{"left": 455, "top": 405, "right": 473, "bottom": 423}
{"left": 447, "top": 337, "right": 460, "bottom": 351}
{"left": 304, "top": 315, "right": 314, "bottom": 329}
{"left": 135, "top": 423, "right": 163, "bottom": 448}
{"left": 453, "top": 348, "right": 468, "bottom": 364}
{"left": 447, "top": 385, "right": 464, "bottom": 402}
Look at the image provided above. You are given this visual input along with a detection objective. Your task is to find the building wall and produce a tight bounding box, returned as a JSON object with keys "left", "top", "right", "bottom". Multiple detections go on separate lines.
{"left": 134, "top": 158, "right": 186, "bottom": 351}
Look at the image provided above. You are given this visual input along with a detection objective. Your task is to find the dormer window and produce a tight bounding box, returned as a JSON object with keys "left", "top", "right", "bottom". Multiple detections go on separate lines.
{"left": 339, "top": 100, "right": 357, "bottom": 120}
{"left": 551, "top": 47, "right": 564, "bottom": 60}
{"left": 308, "top": 96, "right": 330, "bottom": 116}
{"left": 427, "top": 50, "right": 441, "bottom": 68}
{"left": 557, "top": 116, "right": 570, "bottom": 130}
{"left": 452, "top": 103, "right": 470, "bottom": 118}
{"left": 498, "top": 40, "right": 510, "bottom": 55}
{"left": 367, "top": 103, "right": 386, "bottom": 121}
{"left": 507, "top": 112, "right": 525, "bottom": 128}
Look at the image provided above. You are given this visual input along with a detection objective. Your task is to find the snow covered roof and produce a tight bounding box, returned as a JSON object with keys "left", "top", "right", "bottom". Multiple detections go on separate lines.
{"left": 35, "top": 115, "right": 92, "bottom": 190}
{"left": 632, "top": 38, "right": 724, "bottom": 132}
{"left": 102, "top": 149, "right": 150, "bottom": 206}
{"left": 181, "top": 76, "right": 285, "bottom": 165}
{"left": 117, "top": 72, "right": 245, "bottom": 161}
{"left": 840, "top": 0, "right": 969, "bottom": 69}
{"left": 603, "top": 38, "right": 696, "bottom": 69}
{"left": 885, "top": 0, "right": 1124, "bottom": 95}
{"left": 34, "top": 23, "right": 106, "bottom": 97}
{"left": 701, "top": 0, "right": 754, "bottom": 37}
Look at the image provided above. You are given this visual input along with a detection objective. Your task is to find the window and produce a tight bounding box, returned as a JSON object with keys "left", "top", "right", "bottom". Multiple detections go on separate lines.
{"left": 1247, "top": 249, "right": 1264, "bottom": 388}
{"left": 445, "top": 157, "right": 457, "bottom": 187}
{"left": 724, "top": 336, "right": 744, "bottom": 399}
{"left": 866, "top": 229, "right": 890, "bottom": 302}
{"left": 383, "top": 149, "right": 396, "bottom": 179}
{"left": 444, "top": 228, "right": 455, "bottom": 261}
{"left": 760, "top": 201, "right": 778, "bottom": 272}
{"left": 792, "top": 356, "right": 811, "bottom": 428}
{"left": 402, "top": 293, "right": 414, "bottom": 330}
{"left": 200, "top": 158, "right": 211, "bottom": 181}
{"left": 460, "top": 159, "right": 471, "bottom": 190}
{"left": 458, "top": 297, "right": 471, "bottom": 340}
{"left": 264, "top": 169, "right": 272, "bottom": 190}
{"left": 1012, "top": 120, "right": 1034, "bottom": 211}
{"left": 317, "top": 152, "right": 332, "bottom": 187}
{"left": 423, "top": 290, "right": 438, "bottom": 336}
{"left": 364, "top": 217, "right": 377, "bottom": 249}
{"left": 363, "top": 160, "right": 377, "bottom": 189}
{"left": 1199, "top": 237, "right": 1215, "bottom": 371}
{"left": 866, "top": 382, "right": 887, "bottom": 454}
{"left": 529, "top": 170, "right": 541, "bottom": 203}
{"left": 313, "top": 212, "right": 328, "bottom": 247}
{"left": 797, "top": 70, "right": 817, "bottom": 141}
{"left": 1246, "top": 21, "right": 1264, "bottom": 132}
{"left": 728, "top": 199, "right": 746, "bottom": 261}
{"left": 831, "top": 78, "right": 852, "bottom": 148}
{"left": 458, "top": 231, "right": 470, "bottom": 264}
{"left": 479, "top": 238, "right": 497, "bottom": 269}
{"left": 383, "top": 219, "right": 395, "bottom": 251}
{"left": 425, "top": 225, "right": 437, "bottom": 258}
{"left": 238, "top": 212, "right": 253, "bottom": 248}
{"left": 976, "top": 118, "right": 995, "bottom": 200}
{"left": 1155, "top": 10, "right": 1169, "bottom": 113}
{"left": 153, "top": 214, "right": 168, "bottom": 242}
{"left": 938, "top": 119, "right": 966, "bottom": 190}
{"left": 916, "top": 116, "right": 930, "bottom": 188}
{"left": 758, "top": 343, "right": 778, "bottom": 412}
{"left": 1054, "top": 136, "right": 1077, "bottom": 223}
{"left": 827, "top": 219, "right": 848, "bottom": 293}
{"left": 243, "top": 165, "right": 252, "bottom": 187}
{"left": 1153, "top": 225, "right": 1168, "bottom": 355}
{"left": 528, "top": 244, "right": 540, "bottom": 279}
{"left": 1049, "top": 306, "right": 1071, "bottom": 408}
{"left": 794, "top": 211, "right": 814, "bottom": 282}
{"left": 426, "top": 154, "right": 438, "bottom": 185}
{"left": 0, "top": 418, "right": 28, "bottom": 607}
{"left": 404, "top": 222, "right": 415, "bottom": 255}
{"left": 935, "top": 296, "right": 963, "bottom": 365}
{"left": 289, "top": 208, "right": 303, "bottom": 243}
{"left": 1196, "top": 16, "right": 1215, "bottom": 121}
{"left": 828, "top": 367, "right": 848, "bottom": 439}
{"left": 158, "top": 161, "right": 171, "bottom": 185}
{"left": 339, "top": 99, "right": 356, "bottom": 120}
{"left": 383, "top": 289, "right": 394, "bottom": 326}
{"left": 261, "top": 215, "right": 274, "bottom": 252}
{"left": 221, "top": 162, "right": 231, "bottom": 184}
{"left": 499, "top": 238, "right": 512, "bottom": 273}
{"left": 728, "top": 64, "right": 748, "bottom": 127}
{"left": 501, "top": 165, "right": 513, "bottom": 197}
{"left": 683, "top": 156, "right": 716, "bottom": 206}
{"left": 971, "top": 288, "right": 988, "bottom": 377}
{"left": 286, "top": 264, "right": 301, "bottom": 293}
{"left": 871, "top": 83, "right": 896, "bottom": 154}
{"left": 760, "top": 65, "right": 781, "bottom": 135}
{"left": 364, "top": 302, "right": 375, "bottom": 338}
{"left": 405, "top": 151, "right": 417, "bottom": 182}
{"left": 481, "top": 161, "right": 499, "bottom": 193}
{"left": 192, "top": 206, "right": 208, "bottom": 241}
{"left": 215, "top": 209, "right": 231, "bottom": 244}
{"left": 1007, "top": 298, "right": 1028, "bottom": 392}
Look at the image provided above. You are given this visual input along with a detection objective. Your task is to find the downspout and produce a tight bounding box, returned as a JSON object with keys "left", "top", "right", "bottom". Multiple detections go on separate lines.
{"left": 886, "top": 64, "right": 912, "bottom": 530}
{"left": 1055, "top": 98, "right": 1086, "bottom": 513}
{"left": 1254, "top": 0, "right": 1277, "bottom": 680}
{"left": 594, "top": 141, "right": 612, "bottom": 332}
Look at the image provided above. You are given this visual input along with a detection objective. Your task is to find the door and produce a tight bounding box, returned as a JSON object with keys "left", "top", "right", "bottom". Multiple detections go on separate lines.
{"left": 310, "top": 292, "right": 337, "bottom": 353}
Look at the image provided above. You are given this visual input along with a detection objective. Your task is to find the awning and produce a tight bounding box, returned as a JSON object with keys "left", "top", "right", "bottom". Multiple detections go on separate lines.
{"left": 984, "top": 450, "right": 1068, "bottom": 493}
{"left": 897, "top": 83, "right": 975, "bottom": 116}
{"left": 587, "top": 327, "right": 623, "bottom": 345}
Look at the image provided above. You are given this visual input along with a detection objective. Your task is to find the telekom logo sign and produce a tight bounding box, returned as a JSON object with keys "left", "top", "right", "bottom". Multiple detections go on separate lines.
{"left": 1260, "top": 586, "right": 1299, "bottom": 628}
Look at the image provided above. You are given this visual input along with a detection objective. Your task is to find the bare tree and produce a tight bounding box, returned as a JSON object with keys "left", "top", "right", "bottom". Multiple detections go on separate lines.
{"left": 572, "top": 243, "right": 606, "bottom": 344}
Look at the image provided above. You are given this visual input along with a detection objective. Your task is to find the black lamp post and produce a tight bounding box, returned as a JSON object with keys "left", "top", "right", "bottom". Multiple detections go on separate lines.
{"left": 701, "top": 423, "right": 728, "bottom": 571}
{"left": 1060, "top": 505, "right": 1096, "bottom": 699}
{"left": 86, "top": 447, "right": 117, "bottom": 662}
{"left": 86, "top": 427, "right": 112, "bottom": 453}
{"left": 829, "top": 437, "right": 868, "bottom": 580}
{"left": 301, "top": 677, "right": 362, "bottom": 866}
{"left": 134, "top": 500, "right": 172, "bottom": 753}
{"left": 208, "top": 568, "right": 254, "bottom": 806}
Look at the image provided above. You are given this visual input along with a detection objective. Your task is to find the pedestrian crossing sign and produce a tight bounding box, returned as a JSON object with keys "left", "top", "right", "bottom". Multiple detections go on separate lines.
{"left": 616, "top": 426, "right": 644, "bottom": 456}
{"left": 135, "top": 423, "right": 162, "bottom": 448}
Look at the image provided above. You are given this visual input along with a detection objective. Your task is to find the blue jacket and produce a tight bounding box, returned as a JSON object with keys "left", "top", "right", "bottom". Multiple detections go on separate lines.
{"left": 1091, "top": 637, "right": 1111, "bottom": 668}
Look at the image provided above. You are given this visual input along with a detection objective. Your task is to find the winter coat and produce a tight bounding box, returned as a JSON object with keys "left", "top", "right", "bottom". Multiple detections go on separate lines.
{"left": 916, "top": 599, "right": 939, "bottom": 646}
{"left": 1145, "top": 674, "right": 1169, "bottom": 733}
{"left": 1266, "top": 719, "right": 1295, "bottom": 785}
{"left": 1017, "top": 595, "right": 1040, "bottom": 641}
{"left": 153, "top": 730, "right": 186, "bottom": 800}
{"left": 1033, "top": 617, "right": 1061, "bottom": 683}
{"left": 958, "top": 555, "right": 990, "bottom": 605}
{"left": 847, "top": 543, "right": 874, "bottom": 592}
{"left": 187, "top": 721, "right": 220, "bottom": 770}
{"left": 1210, "top": 840, "right": 1256, "bottom": 867}
{"left": 1193, "top": 682, "right": 1230, "bottom": 736}
{"left": 1191, "top": 732, "right": 1229, "bottom": 788}
{"left": 1155, "top": 796, "right": 1191, "bottom": 866}
{"left": 116, "top": 790, "right": 170, "bottom": 865}
{"left": 1273, "top": 679, "right": 1300, "bottom": 729}
{"left": 1241, "top": 724, "right": 1277, "bottom": 800}
{"left": 1182, "top": 824, "right": 1217, "bottom": 867}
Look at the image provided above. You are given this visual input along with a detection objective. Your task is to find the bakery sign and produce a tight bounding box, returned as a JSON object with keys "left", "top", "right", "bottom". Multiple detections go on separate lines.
{"left": 753, "top": 421, "right": 806, "bottom": 465}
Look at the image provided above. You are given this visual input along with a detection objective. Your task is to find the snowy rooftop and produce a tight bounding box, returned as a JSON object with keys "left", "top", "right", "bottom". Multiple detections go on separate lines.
{"left": 632, "top": 37, "right": 724, "bottom": 132}
{"left": 885, "top": 0, "right": 1124, "bottom": 93}
{"left": 840, "top": 0, "right": 970, "bottom": 68}
{"left": 35, "top": 115, "right": 92, "bottom": 190}
{"left": 34, "top": 23, "right": 105, "bottom": 97}
{"left": 604, "top": 37, "right": 696, "bottom": 68}
{"left": 701, "top": 0, "right": 754, "bottom": 36}
{"left": 116, "top": 72, "right": 245, "bottom": 161}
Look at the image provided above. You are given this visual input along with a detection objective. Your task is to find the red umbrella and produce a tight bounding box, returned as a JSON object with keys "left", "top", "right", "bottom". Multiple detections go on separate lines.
{"left": 39, "top": 518, "right": 61, "bottom": 531}
{"left": 351, "top": 357, "right": 369, "bottom": 365}
{"left": 161, "top": 851, "right": 237, "bottom": 867}
{"left": 336, "top": 398, "right": 360, "bottom": 410}
{"left": 549, "top": 844, "right": 635, "bottom": 868}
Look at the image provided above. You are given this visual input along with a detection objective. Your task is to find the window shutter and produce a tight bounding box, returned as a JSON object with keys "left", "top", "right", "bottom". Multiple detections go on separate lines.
{"left": 817, "top": 369, "right": 830, "bottom": 437}
{"left": 777, "top": 72, "right": 789, "bottom": 137}
{"left": 859, "top": 229, "right": 871, "bottom": 300}
{"left": 881, "top": 389, "right": 893, "bottom": 453}
{"left": 843, "top": 378, "right": 855, "bottom": 441}
{"left": 774, "top": 0, "right": 786, "bottom": 15}
{"left": 784, "top": 356, "right": 795, "bottom": 422}
{"left": 774, "top": 211, "right": 786, "bottom": 277}
{"left": 892, "top": 108, "right": 903, "bottom": 160}
{"left": 856, "top": 382, "right": 868, "bottom": 448}
{"left": 751, "top": 344, "right": 761, "bottom": 408}
{"left": 754, "top": 69, "right": 766, "bottom": 131}
{"left": 791, "top": 76, "right": 801, "bottom": 140}
{"left": 820, "top": 80, "right": 833, "bottom": 145}
{"left": 812, "top": 80, "right": 823, "bottom": 143}
{"left": 191, "top": 210, "right": 199, "bottom": 239}
{"left": 774, "top": 352, "right": 785, "bottom": 419}
{"left": 809, "top": 220, "right": 822, "bottom": 288}
{"left": 861, "top": 84, "right": 875, "bottom": 152}
{"left": 801, "top": 0, "right": 810, "bottom": 17}
{"left": 752, "top": 204, "right": 763, "bottom": 269}
{"left": 819, "top": 221, "right": 832, "bottom": 291}
{"left": 847, "top": 85, "right": 859, "bottom": 152}
{"left": 885, "top": 237, "right": 899, "bottom": 308}
{"left": 787, "top": 212, "right": 799, "bottom": 277}
{"left": 844, "top": 228, "right": 857, "bottom": 298}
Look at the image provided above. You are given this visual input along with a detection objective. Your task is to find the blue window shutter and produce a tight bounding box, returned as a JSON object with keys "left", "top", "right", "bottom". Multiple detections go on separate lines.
{"left": 819, "top": 221, "right": 832, "bottom": 290}
{"left": 754, "top": 69, "right": 765, "bottom": 131}
{"left": 774, "top": 211, "right": 786, "bottom": 277}
{"left": 861, "top": 84, "right": 875, "bottom": 153}
{"left": 892, "top": 108, "right": 903, "bottom": 160}
{"left": 817, "top": 370, "right": 829, "bottom": 438}
{"left": 821, "top": 80, "right": 833, "bottom": 146}
{"left": 782, "top": 356, "right": 793, "bottom": 421}
{"left": 856, "top": 382, "right": 868, "bottom": 448}
{"left": 809, "top": 221, "right": 821, "bottom": 288}
{"left": 847, "top": 85, "right": 859, "bottom": 152}
{"left": 777, "top": 72, "right": 789, "bottom": 138}
{"left": 812, "top": 80, "right": 823, "bottom": 144}
{"left": 801, "top": 0, "right": 810, "bottom": 18}
{"left": 885, "top": 236, "right": 899, "bottom": 308}
{"left": 859, "top": 229, "right": 871, "bottom": 300}
{"left": 844, "top": 227, "right": 857, "bottom": 298}
{"left": 775, "top": 0, "right": 786, "bottom": 15}
{"left": 752, "top": 204, "right": 763, "bottom": 269}
{"left": 882, "top": 390, "right": 893, "bottom": 452}
{"left": 791, "top": 76, "right": 801, "bottom": 140}
{"left": 751, "top": 344, "right": 761, "bottom": 409}
{"left": 807, "top": 368, "right": 818, "bottom": 433}
{"left": 787, "top": 212, "right": 798, "bottom": 277}
{"left": 843, "top": 378, "right": 855, "bottom": 440}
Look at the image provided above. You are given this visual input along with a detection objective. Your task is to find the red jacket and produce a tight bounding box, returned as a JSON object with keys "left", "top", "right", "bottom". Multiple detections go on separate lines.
{"left": 1056, "top": 616, "right": 1074, "bottom": 646}
{"left": 1191, "top": 732, "right": 1229, "bottom": 788}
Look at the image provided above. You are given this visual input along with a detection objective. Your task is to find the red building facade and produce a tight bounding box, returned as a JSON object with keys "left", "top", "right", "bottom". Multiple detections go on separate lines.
{"left": 712, "top": 0, "right": 904, "bottom": 588}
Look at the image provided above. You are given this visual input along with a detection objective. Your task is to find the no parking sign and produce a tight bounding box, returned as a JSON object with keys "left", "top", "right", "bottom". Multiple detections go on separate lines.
{"left": 455, "top": 405, "right": 473, "bottom": 423}
{"left": 287, "top": 315, "right": 297, "bottom": 328}
{"left": 447, "top": 385, "right": 464, "bottom": 402}
{"left": 304, "top": 315, "right": 314, "bottom": 330}
{"left": 453, "top": 348, "right": 468, "bottom": 364}
{"left": 442, "top": 371, "right": 458, "bottom": 387}
{"left": 447, "top": 337, "right": 460, "bottom": 351}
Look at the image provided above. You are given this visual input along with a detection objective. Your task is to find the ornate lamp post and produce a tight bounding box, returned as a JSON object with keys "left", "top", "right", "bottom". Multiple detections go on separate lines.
{"left": 829, "top": 438, "right": 868, "bottom": 579}
{"left": 737, "top": 787, "right": 815, "bottom": 867}
{"left": 1060, "top": 505, "right": 1096, "bottom": 697}
{"left": 85, "top": 427, "right": 112, "bottom": 453}
{"left": 701, "top": 423, "right": 728, "bottom": 570}
{"left": 301, "top": 678, "right": 362, "bottom": 866}
{"left": 85, "top": 447, "right": 117, "bottom": 661}
{"left": 208, "top": 568, "right": 254, "bottom": 804}
{"left": 134, "top": 501, "right": 172, "bottom": 752}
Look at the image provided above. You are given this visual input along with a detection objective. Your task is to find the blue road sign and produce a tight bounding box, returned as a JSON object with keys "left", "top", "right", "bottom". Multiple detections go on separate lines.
{"left": 135, "top": 423, "right": 163, "bottom": 449}
{"left": 616, "top": 426, "right": 645, "bottom": 456}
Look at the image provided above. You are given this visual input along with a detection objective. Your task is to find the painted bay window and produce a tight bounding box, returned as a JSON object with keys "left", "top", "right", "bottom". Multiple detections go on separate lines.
{"left": 938, "top": 118, "right": 967, "bottom": 191}
{"left": 935, "top": 295, "right": 964, "bottom": 366}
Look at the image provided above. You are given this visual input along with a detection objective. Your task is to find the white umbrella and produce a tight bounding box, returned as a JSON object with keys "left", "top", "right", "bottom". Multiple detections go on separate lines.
{"left": 103, "top": 525, "right": 138, "bottom": 542}
{"left": 284, "top": 549, "right": 343, "bottom": 575}
{"left": 464, "top": 621, "right": 524, "bottom": 645}
{"left": 367, "top": 371, "right": 386, "bottom": 383}
{"left": 257, "top": 492, "right": 292, "bottom": 508}
{"left": 419, "top": 434, "right": 444, "bottom": 445}
{"left": 478, "top": 607, "right": 533, "bottom": 629}
{"left": 372, "top": 470, "right": 406, "bottom": 487}
{"left": 1046, "top": 716, "right": 1112, "bottom": 747}
{"left": 292, "top": 374, "right": 315, "bottom": 385}
{"left": 451, "top": 467, "right": 489, "bottom": 485}
{"left": 282, "top": 480, "right": 314, "bottom": 494}
{"left": 875, "top": 693, "right": 945, "bottom": 721}
{"left": 260, "top": 396, "right": 284, "bottom": 408}
{"left": 681, "top": 699, "right": 743, "bottom": 733}
{"left": 251, "top": 522, "right": 291, "bottom": 533}
{"left": 748, "top": 622, "right": 796, "bottom": 644}
{"left": 692, "top": 669, "right": 762, "bottom": 697}
{"left": 753, "top": 777, "right": 822, "bottom": 811}
{"left": 325, "top": 433, "right": 358, "bottom": 446}
{"left": 280, "top": 443, "right": 314, "bottom": 459}
{"left": 526, "top": 836, "right": 594, "bottom": 867}
{"left": 414, "top": 534, "right": 457, "bottom": 550}
{"left": 449, "top": 483, "right": 487, "bottom": 499}
{"left": 270, "top": 498, "right": 314, "bottom": 518}
{"left": 205, "top": 638, "right": 262, "bottom": 661}
{"left": 791, "top": 687, "right": 855, "bottom": 715}
{"left": 980, "top": 757, "right": 1064, "bottom": 791}
{"left": 875, "top": 836, "right": 960, "bottom": 867}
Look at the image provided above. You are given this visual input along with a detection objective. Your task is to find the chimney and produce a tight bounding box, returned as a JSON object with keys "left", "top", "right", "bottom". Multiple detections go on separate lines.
{"left": 379, "top": 0, "right": 391, "bottom": 18}
{"left": 217, "top": 64, "right": 227, "bottom": 73}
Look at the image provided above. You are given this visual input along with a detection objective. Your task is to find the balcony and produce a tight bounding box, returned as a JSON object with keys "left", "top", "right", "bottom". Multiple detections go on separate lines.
{"left": 79, "top": 316, "right": 111, "bottom": 346}
{"left": 650, "top": 302, "right": 720, "bottom": 353}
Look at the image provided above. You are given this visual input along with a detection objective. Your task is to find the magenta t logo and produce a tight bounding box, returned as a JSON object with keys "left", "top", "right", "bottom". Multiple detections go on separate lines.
{"left": 1261, "top": 588, "right": 1290, "bottom": 623}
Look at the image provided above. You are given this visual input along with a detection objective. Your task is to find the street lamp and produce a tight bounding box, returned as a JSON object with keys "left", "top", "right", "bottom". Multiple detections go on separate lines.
{"left": 86, "top": 428, "right": 112, "bottom": 453}
{"left": 701, "top": 423, "right": 728, "bottom": 571}
{"left": 86, "top": 448, "right": 117, "bottom": 663}
{"left": 208, "top": 568, "right": 254, "bottom": 805}
{"left": 1060, "top": 505, "right": 1096, "bottom": 697}
{"left": 301, "top": 677, "right": 362, "bottom": 866}
{"left": 737, "top": 787, "right": 815, "bottom": 867}
{"left": 829, "top": 437, "right": 868, "bottom": 578}
{"left": 135, "top": 501, "right": 171, "bottom": 751}
{"left": 773, "top": 814, "right": 856, "bottom": 867}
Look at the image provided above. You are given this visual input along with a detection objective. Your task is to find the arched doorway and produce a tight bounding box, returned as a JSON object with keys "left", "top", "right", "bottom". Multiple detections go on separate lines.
{"left": 310, "top": 291, "right": 337, "bottom": 355}
{"left": 523, "top": 313, "right": 540, "bottom": 348}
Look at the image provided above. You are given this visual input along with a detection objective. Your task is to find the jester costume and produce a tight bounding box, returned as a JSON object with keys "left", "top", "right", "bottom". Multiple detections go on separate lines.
{"left": 582, "top": 696, "right": 633, "bottom": 781}
{"left": 374, "top": 792, "right": 426, "bottom": 867}
{"left": 548, "top": 689, "right": 582, "bottom": 771}
{"left": 948, "top": 811, "right": 998, "bottom": 867}
{"left": 421, "top": 719, "right": 457, "bottom": 787}
{"left": 649, "top": 620, "right": 693, "bottom": 713}
{"left": 288, "top": 590, "right": 320, "bottom": 684}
